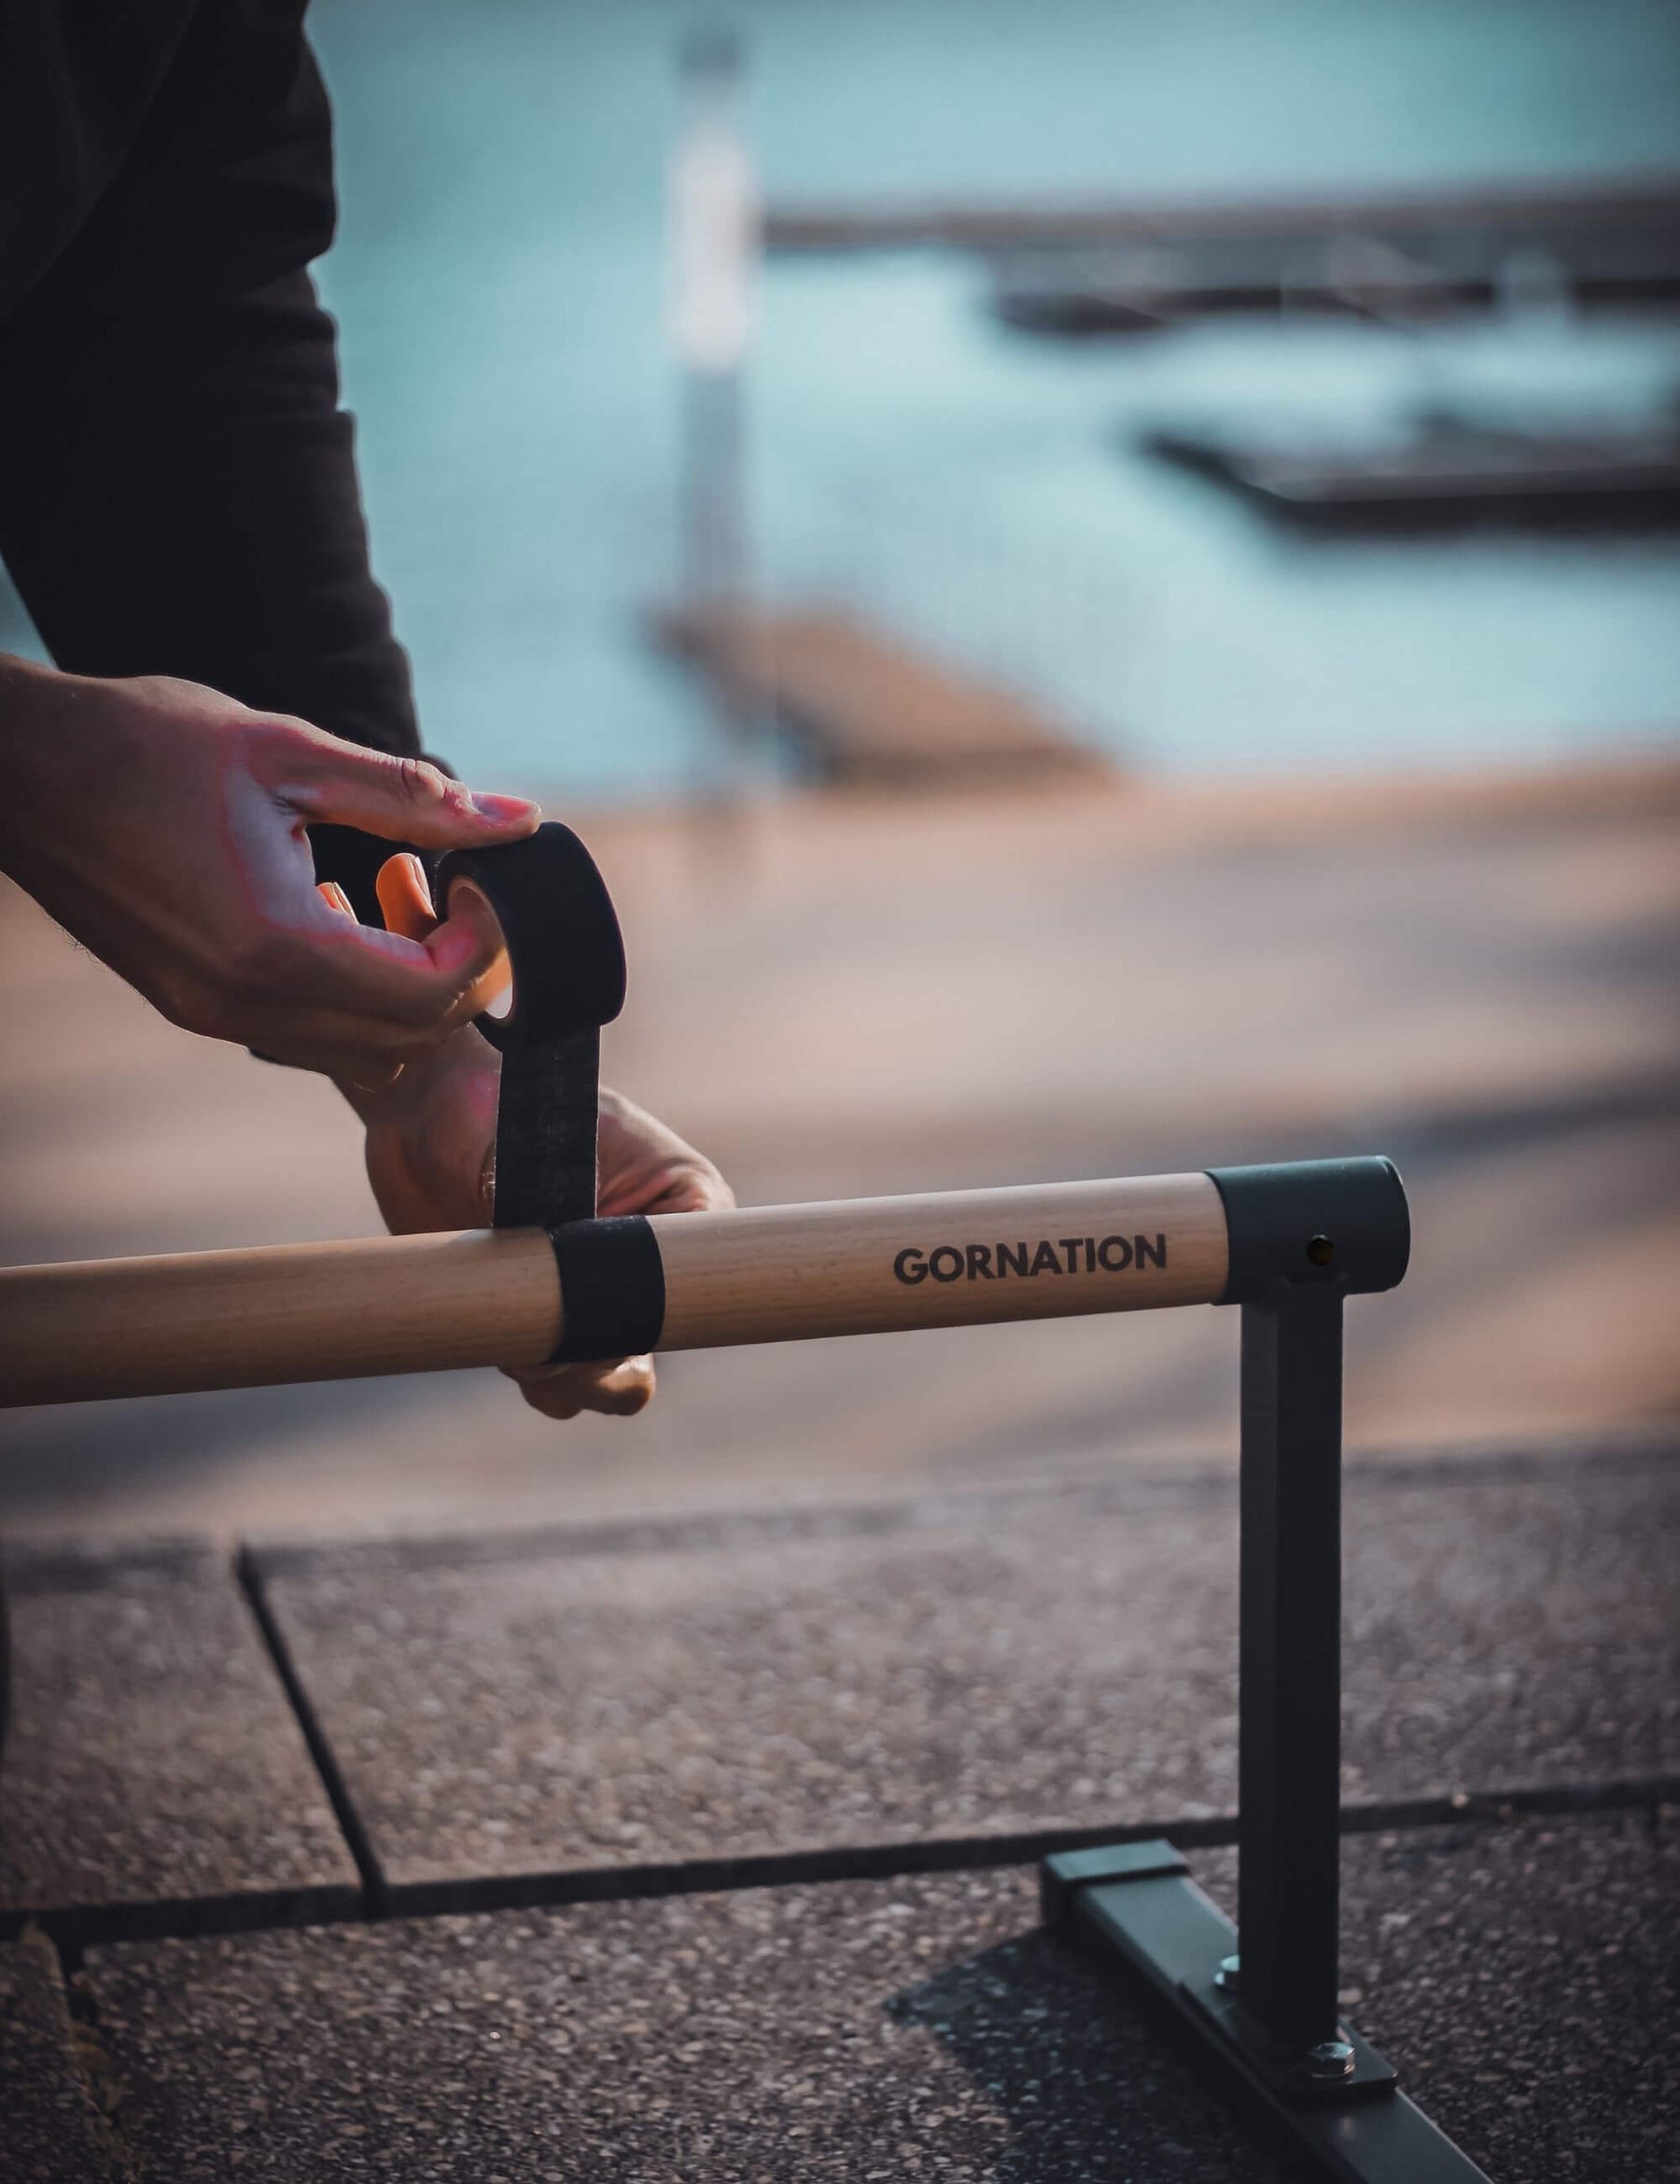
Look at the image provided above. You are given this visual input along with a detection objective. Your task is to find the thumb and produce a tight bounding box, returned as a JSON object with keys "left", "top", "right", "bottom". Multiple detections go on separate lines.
{"left": 274, "top": 732, "right": 540, "bottom": 849}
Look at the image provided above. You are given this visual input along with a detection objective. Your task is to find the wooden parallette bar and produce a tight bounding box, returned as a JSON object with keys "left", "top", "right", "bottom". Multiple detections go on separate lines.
{"left": 0, "top": 1173, "right": 1230, "bottom": 1409}
{"left": 651, "top": 1173, "right": 1226, "bottom": 1348}
{"left": 0, "top": 1230, "right": 563, "bottom": 1408}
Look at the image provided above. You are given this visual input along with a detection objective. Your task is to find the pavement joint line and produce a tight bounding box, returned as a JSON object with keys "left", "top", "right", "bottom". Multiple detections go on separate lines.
{"left": 369, "top": 1774, "right": 1680, "bottom": 1922}
{"left": 7, "top": 1773, "right": 1673, "bottom": 1958}
{"left": 231, "top": 1544, "right": 390, "bottom": 1923}
{"left": 238, "top": 1429, "right": 1677, "bottom": 1584}
{"left": 25, "top": 1923, "right": 142, "bottom": 2184}
{"left": 1, "top": 1883, "right": 367, "bottom": 1956}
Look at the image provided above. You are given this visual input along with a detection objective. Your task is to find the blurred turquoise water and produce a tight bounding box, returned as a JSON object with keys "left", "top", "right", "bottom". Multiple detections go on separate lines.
{"left": 21, "top": 0, "right": 1680, "bottom": 791}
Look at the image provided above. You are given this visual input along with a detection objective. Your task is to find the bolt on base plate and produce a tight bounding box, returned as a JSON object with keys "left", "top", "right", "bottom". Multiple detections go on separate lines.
{"left": 1042, "top": 1842, "right": 1492, "bottom": 2184}
{"left": 1180, "top": 1972, "right": 1397, "bottom": 2107}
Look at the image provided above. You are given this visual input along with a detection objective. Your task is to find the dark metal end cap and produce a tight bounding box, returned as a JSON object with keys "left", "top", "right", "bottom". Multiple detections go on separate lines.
{"left": 1207, "top": 1156, "right": 1410, "bottom": 1303}
{"left": 1040, "top": 1839, "right": 1188, "bottom": 1927}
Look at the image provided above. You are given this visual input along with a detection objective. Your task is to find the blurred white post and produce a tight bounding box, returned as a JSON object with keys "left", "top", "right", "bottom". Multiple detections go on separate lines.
{"left": 667, "top": 29, "right": 762, "bottom": 806}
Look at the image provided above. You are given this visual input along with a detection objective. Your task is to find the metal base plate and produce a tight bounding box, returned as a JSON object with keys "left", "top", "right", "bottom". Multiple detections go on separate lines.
{"left": 1181, "top": 1973, "right": 1397, "bottom": 2107}
{"left": 1042, "top": 1841, "right": 1492, "bottom": 2184}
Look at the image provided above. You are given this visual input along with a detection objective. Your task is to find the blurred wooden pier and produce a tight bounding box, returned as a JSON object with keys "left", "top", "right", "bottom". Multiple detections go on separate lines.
{"left": 763, "top": 172, "right": 1680, "bottom": 269}
{"left": 653, "top": 605, "right": 1108, "bottom": 788}
{"left": 763, "top": 173, "right": 1680, "bottom": 336}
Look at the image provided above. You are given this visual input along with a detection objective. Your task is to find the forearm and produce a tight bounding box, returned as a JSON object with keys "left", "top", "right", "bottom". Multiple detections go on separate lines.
{"left": 0, "top": 12, "right": 428, "bottom": 922}
{"left": 0, "top": 654, "right": 112, "bottom": 880}
{"left": 0, "top": 281, "right": 424, "bottom": 916}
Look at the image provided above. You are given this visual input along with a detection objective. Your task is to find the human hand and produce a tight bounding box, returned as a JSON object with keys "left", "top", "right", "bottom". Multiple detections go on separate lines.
{"left": 0, "top": 656, "right": 539, "bottom": 1084}
{"left": 343, "top": 855, "right": 733, "bottom": 1418}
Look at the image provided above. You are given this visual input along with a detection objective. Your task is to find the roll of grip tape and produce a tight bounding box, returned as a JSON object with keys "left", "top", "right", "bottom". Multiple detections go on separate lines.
{"left": 435, "top": 823, "right": 627, "bottom": 1052}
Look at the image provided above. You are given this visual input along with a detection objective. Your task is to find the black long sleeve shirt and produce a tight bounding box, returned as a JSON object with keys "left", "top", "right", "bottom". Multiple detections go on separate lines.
{"left": 0, "top": 0, "right": 423, "bottom": 920}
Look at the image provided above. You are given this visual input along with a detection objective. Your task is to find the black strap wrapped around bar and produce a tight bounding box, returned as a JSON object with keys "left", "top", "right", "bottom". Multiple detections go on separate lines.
{"left": 546, "top": 1216, "right": 666, "bottom": 1363}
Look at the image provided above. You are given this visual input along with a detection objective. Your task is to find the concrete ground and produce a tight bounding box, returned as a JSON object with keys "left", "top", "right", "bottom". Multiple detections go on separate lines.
{"left": 1, "top": 1443, "right": 1675, "bottom": 2180}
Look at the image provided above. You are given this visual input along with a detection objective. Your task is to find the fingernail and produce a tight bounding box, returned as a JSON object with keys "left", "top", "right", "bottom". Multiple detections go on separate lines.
{"left": 470, "top": 792, "right": 539, "bottom": 825}
{"left": 403, "top": 853, "right": 437, "bottom": 914}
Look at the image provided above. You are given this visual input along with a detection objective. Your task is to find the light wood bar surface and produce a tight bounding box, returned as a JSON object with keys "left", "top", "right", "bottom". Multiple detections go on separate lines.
{"left": 0, "top": 1174, "right": 1229, "bottom": 1408}
{"left": 0, "top": 1231, "right": 561, "bottom": 1407}
{"left": 651, "top": 1173, "right": 1226, "bottom": 1348}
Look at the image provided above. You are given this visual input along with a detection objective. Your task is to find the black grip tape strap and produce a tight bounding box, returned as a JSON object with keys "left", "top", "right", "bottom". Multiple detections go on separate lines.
{"left": 436, "top": 823, "right": 627, "bottom": 1056}
{"left": 547, "top": 1216, "right": 667, "bottom": 1364}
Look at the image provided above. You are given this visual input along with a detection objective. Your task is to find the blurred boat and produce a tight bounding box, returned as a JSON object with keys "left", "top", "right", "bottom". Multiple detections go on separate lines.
{"left": 1142, "top": 411, "right": 1680, "bottom": 530}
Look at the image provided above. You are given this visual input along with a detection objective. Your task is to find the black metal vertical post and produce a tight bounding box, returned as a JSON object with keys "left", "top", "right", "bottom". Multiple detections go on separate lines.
{"left": 1237, "top": 1277, "right": 1346, "bottom": 2055}
{"left": 1039, "top": 1162, "right": 1492, "bottom": 2180}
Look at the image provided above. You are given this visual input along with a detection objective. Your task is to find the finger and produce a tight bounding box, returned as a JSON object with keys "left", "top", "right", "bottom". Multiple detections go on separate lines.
{"left": 436, "top": 874, "right": 513, "bottom": 1021}
{"left": 594, "top": 1089, "right": 736, "bottom": 1217}
{"left": 247, "top": 895, "right": 512, "bottom": 1037}
{"left": 272, "top": 732, "right": 540, "bottom": 850}
{"left": 374, "top": 853, "right": 437, "bottom": 941}
{"left": 316, "top": 880, "right": 357, "bottom": 920}
{"left": 652, "top": 1163, "right": 735, "bottom": 1216}
{"left": 505, "top": 1355, "right": 656, "bottom": 1421}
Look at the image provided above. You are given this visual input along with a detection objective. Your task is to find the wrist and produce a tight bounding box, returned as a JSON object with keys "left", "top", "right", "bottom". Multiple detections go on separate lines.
{"left": 0, "top": 657, "right": 90, "bottom": 871}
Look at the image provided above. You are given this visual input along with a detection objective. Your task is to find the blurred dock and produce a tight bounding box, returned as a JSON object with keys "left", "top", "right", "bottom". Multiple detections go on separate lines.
{"left": 653, "top": 604, "right": 1108, "bottom": 787}
{"left": 763, "top": 173, "right": 1680, "bottom": 316}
